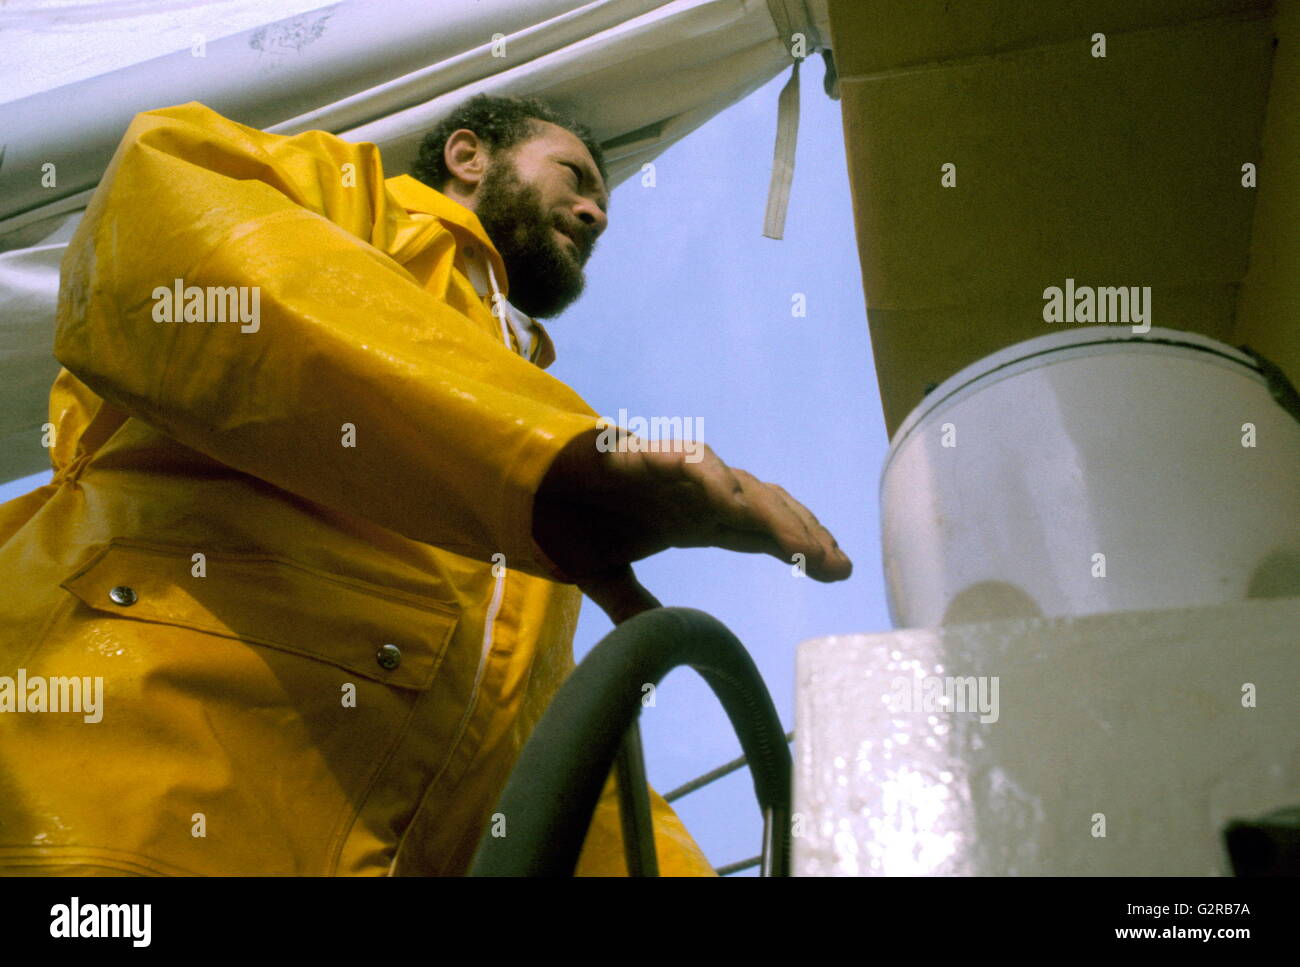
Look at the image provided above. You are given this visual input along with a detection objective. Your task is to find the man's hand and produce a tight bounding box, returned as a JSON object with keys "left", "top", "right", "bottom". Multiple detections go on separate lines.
{"left": 533, "top": 427, "right": 853, "bottom": 595}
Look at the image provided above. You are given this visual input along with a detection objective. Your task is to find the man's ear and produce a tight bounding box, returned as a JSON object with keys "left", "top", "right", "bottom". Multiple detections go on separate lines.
{"left": 444, "top": 129, "right": 489, "bottom": 195}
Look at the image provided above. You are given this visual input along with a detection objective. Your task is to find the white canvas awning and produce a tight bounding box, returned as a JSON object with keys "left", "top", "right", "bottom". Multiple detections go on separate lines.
{"left": 0, "top": 0, "right": 831, "bottom": 483}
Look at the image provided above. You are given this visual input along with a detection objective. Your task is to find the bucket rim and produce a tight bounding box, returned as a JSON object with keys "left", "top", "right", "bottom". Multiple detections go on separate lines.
{"left": 880, "top": 325, "right": 1263, "bottom": 483}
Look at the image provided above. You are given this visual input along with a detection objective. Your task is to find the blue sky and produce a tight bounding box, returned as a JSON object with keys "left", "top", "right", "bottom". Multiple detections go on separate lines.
{"left": 0, "top": 58, "right": 893, "bottom": 875}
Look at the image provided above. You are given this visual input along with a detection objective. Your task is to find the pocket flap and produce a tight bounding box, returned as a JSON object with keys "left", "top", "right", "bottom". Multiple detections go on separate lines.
{"left": 61, "top": 540, "right": 458, "bottom": 690}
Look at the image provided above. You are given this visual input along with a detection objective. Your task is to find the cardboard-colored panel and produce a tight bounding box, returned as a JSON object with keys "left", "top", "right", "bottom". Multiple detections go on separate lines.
{"left": 827, "top": 0, "right": 1269, "bottom": 76}
{"left": 1236, "top": 0, "right": 1300, "bottom": 384}
{"left": 828, "top": 3, "right": 1274, "bottom": 432}
{"left": 868, "top": 286, "right": 1240, "bottom": 435}
{"left": 840, "top": 17, "right": 1270, "bottom": 308}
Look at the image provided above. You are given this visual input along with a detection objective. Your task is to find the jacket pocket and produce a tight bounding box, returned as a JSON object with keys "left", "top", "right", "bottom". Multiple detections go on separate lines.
{"left": 60, "top": 539, "right": 458, "bottom": 690}
{"left": 0, "top": 538, "right": 461, "bottom": 876}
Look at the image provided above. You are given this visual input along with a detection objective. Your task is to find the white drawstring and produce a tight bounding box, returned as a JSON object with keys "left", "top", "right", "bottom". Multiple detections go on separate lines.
{"left": 485, "top": 261, "right": 511, "bottom": 348}
{"left": 485, "top": 260, "right": 532, "bottom": 358}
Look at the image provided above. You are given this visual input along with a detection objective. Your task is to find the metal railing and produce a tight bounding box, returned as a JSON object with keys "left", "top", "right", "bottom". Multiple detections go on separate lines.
{"left": 469, "top": 606, "right": 791, "bottom": 877}
{"left": 663, "top": 729, "right": 796, "bottom": 875}
{"left": 663, "top": 729, "right": 795, "bottom": 804}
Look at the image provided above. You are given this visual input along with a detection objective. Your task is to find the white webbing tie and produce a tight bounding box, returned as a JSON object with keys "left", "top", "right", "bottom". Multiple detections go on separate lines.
{"left": 763, "top": 0, "right": 824, "bottom": 240}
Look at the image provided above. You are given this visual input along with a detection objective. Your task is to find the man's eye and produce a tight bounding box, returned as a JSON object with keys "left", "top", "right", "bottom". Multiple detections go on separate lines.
{"left": 563, "top": 163, "right": 581, "bottom": 185}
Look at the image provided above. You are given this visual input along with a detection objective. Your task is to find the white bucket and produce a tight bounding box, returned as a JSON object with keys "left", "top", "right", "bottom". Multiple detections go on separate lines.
{"left": 880, "top": 326, "right": 1300, "bottom": 628}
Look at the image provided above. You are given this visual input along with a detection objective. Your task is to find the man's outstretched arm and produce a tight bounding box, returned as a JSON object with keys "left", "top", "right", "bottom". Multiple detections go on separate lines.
{"left": 534, "top": 424, "right": 852, "bottom": 617}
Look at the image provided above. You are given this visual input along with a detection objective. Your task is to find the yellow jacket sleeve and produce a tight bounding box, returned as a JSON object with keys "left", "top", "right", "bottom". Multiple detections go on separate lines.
{"left": 55, "top": 102, "right": 602, "bottom": 578}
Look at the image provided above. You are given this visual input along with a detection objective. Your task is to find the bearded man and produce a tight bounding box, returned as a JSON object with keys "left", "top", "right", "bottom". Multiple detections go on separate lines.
{"left": 0, "top": 94, "right": 850, "bottom": 876}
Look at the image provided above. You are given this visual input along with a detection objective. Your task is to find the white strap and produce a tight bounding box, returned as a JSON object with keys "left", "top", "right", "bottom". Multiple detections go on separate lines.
{"left": 763, "top": 57, "right": 801, "bottom": 241}
{"left": 762, "top": 0, "right": 822, "bottom": 240}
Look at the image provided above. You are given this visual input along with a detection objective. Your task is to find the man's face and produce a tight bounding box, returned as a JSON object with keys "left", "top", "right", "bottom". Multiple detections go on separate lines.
{"left": 470, "top": 121, "right": 609, "bottom": 319}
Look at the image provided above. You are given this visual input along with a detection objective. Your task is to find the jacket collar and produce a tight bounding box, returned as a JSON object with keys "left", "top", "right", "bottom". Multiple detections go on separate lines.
{"left": 384, "top": 174, "right": 557, "bottom": 369}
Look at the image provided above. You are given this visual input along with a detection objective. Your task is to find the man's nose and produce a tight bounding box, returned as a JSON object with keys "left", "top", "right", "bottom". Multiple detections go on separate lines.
{"left": 574, "top": 198, "right": 607, "bottom": 239}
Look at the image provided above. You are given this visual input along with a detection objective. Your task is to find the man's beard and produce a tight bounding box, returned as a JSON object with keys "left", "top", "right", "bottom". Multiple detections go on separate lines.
{"left": 473, "top": 159, "right": 589, "bottom": 318}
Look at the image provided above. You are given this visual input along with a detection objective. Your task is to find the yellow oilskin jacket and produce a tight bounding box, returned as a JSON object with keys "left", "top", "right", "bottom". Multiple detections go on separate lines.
{"left": 0, "top": 102, "right": 716, "bottom": 877}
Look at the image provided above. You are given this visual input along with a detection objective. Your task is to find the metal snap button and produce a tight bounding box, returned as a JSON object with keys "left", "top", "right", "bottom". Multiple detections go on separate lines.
{"left": 108, "top": 585, "right": 137, "bottom": 606}
{"left": 376, "top": 643, "right": 402, "bottom": 670}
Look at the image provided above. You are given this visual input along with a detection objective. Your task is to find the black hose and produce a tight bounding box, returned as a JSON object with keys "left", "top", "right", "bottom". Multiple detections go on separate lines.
{"left": 469, "top": 606, "right": 791, "bottom": 876}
